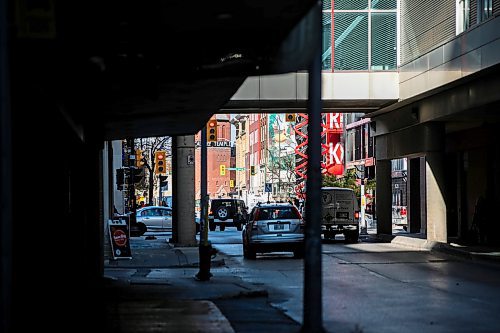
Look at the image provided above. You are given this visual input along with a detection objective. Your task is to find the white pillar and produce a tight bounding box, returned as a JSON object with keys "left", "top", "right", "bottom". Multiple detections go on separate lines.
{"left": 425, "top": 152, "right": 447, "bottom": 242}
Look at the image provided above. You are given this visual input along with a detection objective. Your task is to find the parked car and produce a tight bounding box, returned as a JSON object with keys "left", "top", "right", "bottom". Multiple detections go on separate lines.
{"left": 242, "top": 202, "right": 304, "bottom": 259}
{"left": 208, "top": 198, "right": 248, "bottom": 231}
{"left": 132, "top": 206, "right": 173, "bottom": 232}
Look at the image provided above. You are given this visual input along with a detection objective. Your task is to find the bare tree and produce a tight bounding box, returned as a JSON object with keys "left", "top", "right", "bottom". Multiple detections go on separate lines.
{"left": 135, "top": 136, "right": 172, "bottom": 205}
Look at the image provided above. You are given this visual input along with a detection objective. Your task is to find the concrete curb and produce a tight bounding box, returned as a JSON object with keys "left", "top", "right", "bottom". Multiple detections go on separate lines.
{"left": 373, "top": 234, "right": 500, "bottom": 264}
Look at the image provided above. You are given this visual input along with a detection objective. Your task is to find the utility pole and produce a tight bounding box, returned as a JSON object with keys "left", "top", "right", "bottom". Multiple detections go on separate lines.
{"left": 302, "top": 2, "right": 325, "bottom": 332}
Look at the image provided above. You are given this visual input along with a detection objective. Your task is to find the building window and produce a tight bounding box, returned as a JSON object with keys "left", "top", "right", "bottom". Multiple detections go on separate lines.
{"left": 479, "top": 0, "right": 493, "bottom": 21}
{"left": 322, "top": 0, "right": 397, "bottom": 71}
{"left": 457, "top": 0, "right": 470, "bottom": 34}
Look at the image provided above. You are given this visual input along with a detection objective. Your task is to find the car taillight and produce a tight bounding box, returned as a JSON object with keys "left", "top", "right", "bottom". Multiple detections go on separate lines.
{"left": 354, "top": 212, "right": 360, "bottom": 219}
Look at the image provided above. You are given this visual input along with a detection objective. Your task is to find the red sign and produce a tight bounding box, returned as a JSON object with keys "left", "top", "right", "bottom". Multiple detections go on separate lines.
{"left": 113, "top": 229, "right": 128, "bottom": 247}
{"left": 365, "top": 157, "right": 375, "bottom": 167}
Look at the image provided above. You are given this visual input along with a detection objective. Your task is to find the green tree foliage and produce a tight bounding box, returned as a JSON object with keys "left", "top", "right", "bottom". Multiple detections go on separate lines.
{"left": 323, "top": 169, "right": 364, "bottom": 198}
{"left": 323, "top": 169, "right": 377, "bottom": 200}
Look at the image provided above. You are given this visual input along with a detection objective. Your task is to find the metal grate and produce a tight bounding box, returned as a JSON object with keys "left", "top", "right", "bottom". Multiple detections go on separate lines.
{"left": 322, "top": 13, "right": 332, "bottom": 70}
{"left": 323, "top": 0, "right": 331, "bottom": 11}
{"left": 334, "top": 12, "right": 369, "bottom": 70}
{"left": 334, "top": 0, "right": 369, "bottom": 10}
{"left": 470, "top": 0, "right": 478, "bottom": 26}
{"left": 400, "top": 1, "right": 455, "bottom": 65}
{"left": 494, "top": 0, "right": 500, "bottom": 14}
{"left": 371, "top": 0, "right": 397, "bottom": 10}
{"left": 371, "top": 12, "right": 397, "bottom": 70}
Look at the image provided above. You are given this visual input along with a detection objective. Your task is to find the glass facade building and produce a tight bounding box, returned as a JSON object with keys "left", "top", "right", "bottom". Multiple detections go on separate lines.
{"left": 322, "top": 0, "right": 398, "bottom": 71}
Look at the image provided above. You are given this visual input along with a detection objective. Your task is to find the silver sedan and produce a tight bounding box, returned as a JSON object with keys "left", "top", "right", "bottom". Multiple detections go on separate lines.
{"left": 135, "top": 206, "right": 172, "bottom": 231}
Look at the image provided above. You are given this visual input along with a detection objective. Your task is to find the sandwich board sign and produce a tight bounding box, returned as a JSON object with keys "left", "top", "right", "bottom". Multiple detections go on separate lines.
{"left": 108, "top": 218, "right": 132, "bottom": 259}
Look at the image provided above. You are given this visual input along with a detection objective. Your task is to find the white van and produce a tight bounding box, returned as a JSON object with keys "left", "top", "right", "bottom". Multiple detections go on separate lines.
{"left": 321, "top": 187, "right": 360, "bottom": 243}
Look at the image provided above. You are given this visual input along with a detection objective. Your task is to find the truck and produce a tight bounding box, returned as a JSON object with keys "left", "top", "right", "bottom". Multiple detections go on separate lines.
{"left": 321, "top": 187, "right": 360, "bottom": 243}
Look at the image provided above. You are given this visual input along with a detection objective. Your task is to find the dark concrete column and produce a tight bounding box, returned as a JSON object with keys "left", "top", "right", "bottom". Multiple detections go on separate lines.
{"left": 408, "top": 157, "right": 422, "bottom": 233}
{"left": 375, "top": 159, "right": 392, "bottom": 235}
{"left": 174, "top": 135, "right": 197, "bottom": 246}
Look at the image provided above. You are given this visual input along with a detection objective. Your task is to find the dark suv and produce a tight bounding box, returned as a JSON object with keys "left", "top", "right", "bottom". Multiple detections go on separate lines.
{"left": 208, "top": 199, "right": 248, "bottom": 231}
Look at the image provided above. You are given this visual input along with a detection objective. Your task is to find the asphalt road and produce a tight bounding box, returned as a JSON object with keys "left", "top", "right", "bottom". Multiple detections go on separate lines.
{"left": 206, "top": 228, "right": 500, "bottom": 333}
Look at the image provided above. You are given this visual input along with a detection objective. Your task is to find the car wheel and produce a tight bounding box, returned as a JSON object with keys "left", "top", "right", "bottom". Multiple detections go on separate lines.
{"left": 209, "top": 222, "right": 216, "bottom": 231}
{"left": 130, "top": 222, "right": 147, "bottom": 237}
{"left": 220, "top": 223, "right": 226, "bottom": 232}
{"left": 236, "top": 224, "right": 242, "bottom": 231}
{"left": 216, "top": 207, "right": 229, "bottom": 221}
{"left": 344, "top": 231, "right": 358, "bottom": 244}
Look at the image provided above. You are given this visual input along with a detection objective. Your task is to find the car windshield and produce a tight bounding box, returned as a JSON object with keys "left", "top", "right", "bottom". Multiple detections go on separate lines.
{"left": 257, "top": 207, "right": 299, "bottom": 220}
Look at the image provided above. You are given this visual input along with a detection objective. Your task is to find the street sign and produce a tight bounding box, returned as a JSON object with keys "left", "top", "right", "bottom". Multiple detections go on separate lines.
{"left": 265, "top": 183, "right": 272, "bottom": 193}
{"left": 227, "top": 167, "right": 246, "bottom": 171}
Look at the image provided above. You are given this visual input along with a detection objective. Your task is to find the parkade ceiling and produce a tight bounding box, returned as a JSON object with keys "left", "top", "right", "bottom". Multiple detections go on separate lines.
{"left": 14, "top": 0, "right": 318, "bottom": 140}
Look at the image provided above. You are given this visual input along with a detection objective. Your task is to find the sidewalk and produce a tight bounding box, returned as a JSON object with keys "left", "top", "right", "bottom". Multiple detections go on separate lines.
{"left": 370, "top": 232, "right": 500, "bottom": 264}
{"left": 103, "top": 235, "right": 299, "bottom": 333}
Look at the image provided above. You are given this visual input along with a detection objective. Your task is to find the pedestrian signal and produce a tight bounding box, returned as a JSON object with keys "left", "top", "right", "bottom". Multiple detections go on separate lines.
{"left": 207, "top": 119, "right": 217, "bottom": 142}
{"left": 154, "top": 150, "right": 167, "bottom": 175}
{"left": 250, "top": 165, "right": 256, "bottom": 175}
{"left": 285, "top": 113, "right": 296, "bottom": 122}
{"left": 220, "top": 164, "right": 226, "bottom": 176}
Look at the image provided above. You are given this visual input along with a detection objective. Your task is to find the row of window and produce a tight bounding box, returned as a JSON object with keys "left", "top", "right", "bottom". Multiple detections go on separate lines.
{"left": 322, "top": 0, "right": 397, "bottom": 71}
{"left": 458, "top": 0, "right": 497, "bottom": 34}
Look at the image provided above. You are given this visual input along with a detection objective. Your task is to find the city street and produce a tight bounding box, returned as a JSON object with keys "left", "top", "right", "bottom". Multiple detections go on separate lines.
{"left": 202, "top": 228, "right": 500, "bottom": 333}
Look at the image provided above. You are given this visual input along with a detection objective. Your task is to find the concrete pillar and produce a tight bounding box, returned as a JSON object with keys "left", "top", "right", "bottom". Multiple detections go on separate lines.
{"left": 174, "top": 135, "right": 197, "bottom": 246}
{"left": 112, "top": 140, "right": 125, "bottom": 214}
{"left": 425, "top": 152, "right": 447, "bottom": 242}
{"left": 375, "top": 159, "right": 392, "bottom": 235}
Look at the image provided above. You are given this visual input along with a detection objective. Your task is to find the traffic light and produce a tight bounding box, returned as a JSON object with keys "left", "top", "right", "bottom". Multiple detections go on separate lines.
{"left": 207, "top": 119, "right": 217, "bottom": 142}
{"left": 230, "top": 179, "right": 234, "bottom": 188}
{"left": 116, "top": 168, "right": 124, "bottom": 190}
{"left": 132, "top": 167, "right": 144, "bottom": 184}
{"left": 285, "top": 113, "right": 296, "bottom": 122}
{"left": 220, "top": 164, "right": 226, "bottom": 176}
{"left": 159, "top": 174, "right": 168, "bottom": 188}
{"left": 250, "top": 165, "right": 256, "bottom": 175}
{"left": 154, "top": 150, "right": 167, "bottom": 174}
{"left": 135, "top": 149, "right": 146, "bottom": 168}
